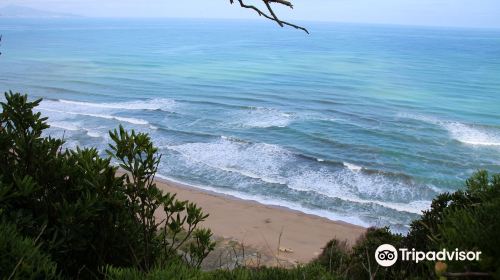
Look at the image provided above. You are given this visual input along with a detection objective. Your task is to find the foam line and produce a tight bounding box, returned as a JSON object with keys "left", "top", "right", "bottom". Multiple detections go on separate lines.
{"left": 398, "top": 113, "right": 500, "bottom": 147}
{"left": 57, "top": 98, "right": 175, "bottom": 111}
{"left": 40, "top": 108, "right": 149, "bottom": 125}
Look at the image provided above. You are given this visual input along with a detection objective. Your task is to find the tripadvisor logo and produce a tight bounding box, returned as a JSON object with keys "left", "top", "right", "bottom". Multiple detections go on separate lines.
{"left": 375, "top": 244, "right": 482, "bottom": 267}
{"left": 375, "top": 244, "right": 398, "bottom": 267}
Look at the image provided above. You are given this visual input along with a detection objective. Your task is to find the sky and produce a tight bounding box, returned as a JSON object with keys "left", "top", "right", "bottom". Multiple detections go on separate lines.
{"left": 2, "top": 0, "right": 500, "bottom": 28}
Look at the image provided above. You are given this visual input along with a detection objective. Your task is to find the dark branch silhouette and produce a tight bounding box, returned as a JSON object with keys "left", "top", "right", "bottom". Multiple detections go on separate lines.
{"left": 230, "top": 0, "right": 309, "bottom": 34}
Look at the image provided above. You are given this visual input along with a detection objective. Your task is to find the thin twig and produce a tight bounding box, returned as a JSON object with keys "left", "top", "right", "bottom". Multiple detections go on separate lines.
{"left": 230, "top": 0, "right": 309, "bottom": 33}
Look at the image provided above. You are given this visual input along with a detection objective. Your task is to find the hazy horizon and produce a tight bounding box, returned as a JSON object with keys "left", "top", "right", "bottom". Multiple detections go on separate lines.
{"left": 1, "top": 0, "right": 500, "bottom": 29}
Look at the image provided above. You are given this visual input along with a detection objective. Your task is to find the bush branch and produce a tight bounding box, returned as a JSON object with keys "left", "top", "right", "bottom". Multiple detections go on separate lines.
{"left": 230, "top": 0, "right": 309, "bottom": 33}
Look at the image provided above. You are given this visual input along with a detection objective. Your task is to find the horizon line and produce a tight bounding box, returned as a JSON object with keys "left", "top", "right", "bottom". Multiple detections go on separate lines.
{"left": 1, "top": 15, "right": 500, "bottom": 31}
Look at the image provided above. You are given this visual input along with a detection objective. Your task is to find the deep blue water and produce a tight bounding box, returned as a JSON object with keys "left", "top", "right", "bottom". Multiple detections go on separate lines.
{"left": 1, "top": 18, "right": 499, "bottom": 231}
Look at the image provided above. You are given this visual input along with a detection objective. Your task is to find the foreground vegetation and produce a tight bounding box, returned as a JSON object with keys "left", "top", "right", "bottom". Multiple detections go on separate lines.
{"left": 1, "top": 92, "right": 499, "bottom": 279}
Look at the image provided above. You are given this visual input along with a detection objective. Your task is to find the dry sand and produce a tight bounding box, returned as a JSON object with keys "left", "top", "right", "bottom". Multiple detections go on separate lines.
{"left": 154, "top": 177, "right": 366, "bottom": 266}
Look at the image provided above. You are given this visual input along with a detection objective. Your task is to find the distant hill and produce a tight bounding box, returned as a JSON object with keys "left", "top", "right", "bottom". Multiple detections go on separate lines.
{"left": 0, "top": 5, "right": 81, "bottom": 18}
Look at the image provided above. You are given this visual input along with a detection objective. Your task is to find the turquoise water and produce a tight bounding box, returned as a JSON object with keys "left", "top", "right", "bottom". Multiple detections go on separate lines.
{"left": 1, "top": 18, "right": 499, "bottom": 231}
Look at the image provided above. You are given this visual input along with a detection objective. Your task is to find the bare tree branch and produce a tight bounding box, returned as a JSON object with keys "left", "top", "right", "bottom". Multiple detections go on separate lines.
{"left": 230, "top": 0, "right": 309, "bottom": 34}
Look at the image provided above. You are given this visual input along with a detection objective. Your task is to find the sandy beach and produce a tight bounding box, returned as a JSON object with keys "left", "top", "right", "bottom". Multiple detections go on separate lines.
{"left": 154, "top": 177, "right": 366, "bottom": 266}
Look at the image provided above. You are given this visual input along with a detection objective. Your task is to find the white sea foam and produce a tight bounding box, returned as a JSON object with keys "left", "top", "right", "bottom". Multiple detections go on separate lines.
{"left": 85, "top": 130, "right": 102, "bottom": 138}
{"left": 168, "top": 137, "right": 291, "bottom": 185}
{"left": 81, "top": 112, "right": 149, "bottom": 125}
{"left": 47, "top": 120, "right": 107, "bottom": 139}
{"left": 398, "top": 112, "right": 500, "bottom": 147}
{"left": 444, "top": 122, "right": 500, "bottom": 146}
{"left": 40, "top": 108, "right": 149, "bottom": 125}
{"left": 57, "top": 98, "right": 176, "bottom": 111}
{"left": 227, "top": 108, "right": 340, "bottom": 129}
{"left": 344, "top": 162, "right": 362, "bottom": 171}
{"left": 168, "top": 137, "right": 434, "bottom": 215}
{"left": 39, "top": 98, "right": 162, "bottom": 132}
{"left": 234, "top": 107, "right": 293, "bottom": 128}
{"left": 287, "top": 169, "right": 432, "bottom": 214}
{"left": 49, "top": 121, "right": 80, "bottom": 131}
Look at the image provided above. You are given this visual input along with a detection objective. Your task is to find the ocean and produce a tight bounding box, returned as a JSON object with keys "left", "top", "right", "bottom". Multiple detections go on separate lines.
{"left": 1, "top": 18, "right": 499, "bottom": 232}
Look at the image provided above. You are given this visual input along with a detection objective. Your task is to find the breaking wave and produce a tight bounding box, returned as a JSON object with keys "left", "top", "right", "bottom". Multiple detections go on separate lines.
{"left": 167, "top": 137, "right": 436, "bottom": 215}
{"left": 398, "top": 113, "right": 500, "bottom": 147}
{"left": 231, "top": 107, "right": 294, "bottom": 128}
{"left": 56, "top": 98, "right": 176, "bottom": 111}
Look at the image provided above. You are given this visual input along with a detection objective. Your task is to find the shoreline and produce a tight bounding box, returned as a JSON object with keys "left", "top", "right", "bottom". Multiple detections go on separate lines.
{"left": 155, "top": 174, "right": 370, "bottom": 228}
{"left": 153, "top": 175, "right": 367, "bottom": 264}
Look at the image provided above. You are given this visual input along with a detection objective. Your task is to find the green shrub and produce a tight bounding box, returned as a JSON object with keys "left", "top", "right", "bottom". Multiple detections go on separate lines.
{"left": 104, "top": 262, "right": 337, "bottom": 280}
{"left": 0, "top": 221, "right": 60, "bottom": 280}
{"left": 314, "top": 239, "right": 351, "bottom": 277}
{"left": 316, "top": 170, "right": 500, "bottom": 280}
{"left": 206, "top": 264, "right": 337, "bottom": 280}
{"left": 108, "top": 126, "right": 215, "bottom": 271}
{"left": 435, "top": 171, "right": 500, "bottom": 278}
{"left": 349, "top": 227, "right": 405, "bottom": 279}
{"left": 103, "top": 260, "right": 201, "bottom": 280}
{"left": 0, "top": 92, "right": 145, "bottom": 277}
{"left": 402, "top": 191, "right": 470, "bottom": 278}
{"left": 313, "top": 228, "right": 406, "bottom": 280}
{"left": 0, "top": 92, "right": 215, "bottom": 278}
